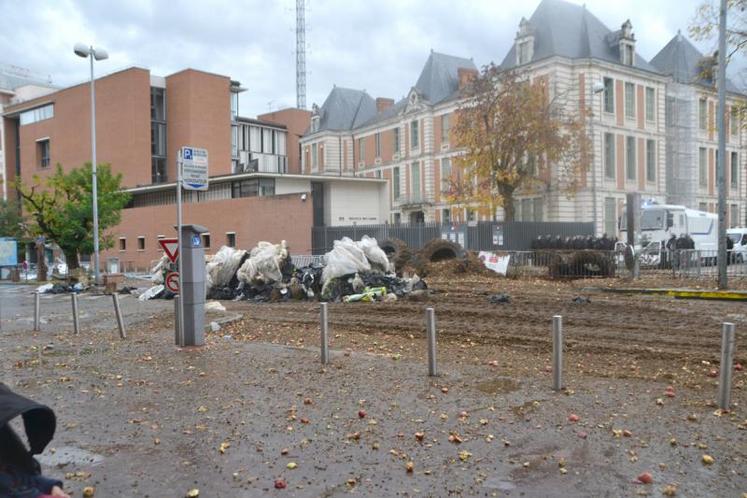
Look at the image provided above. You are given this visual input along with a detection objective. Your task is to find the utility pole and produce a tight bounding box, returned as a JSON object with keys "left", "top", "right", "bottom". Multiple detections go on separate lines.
{"left": 716, "top": 0, "right": 728, "bottom": 289}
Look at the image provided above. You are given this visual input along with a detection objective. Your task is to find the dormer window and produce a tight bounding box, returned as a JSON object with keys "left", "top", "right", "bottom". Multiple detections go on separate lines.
{"left": 310, "top": 103, "right": 320, "bottom": 133}
{"left": 515, "top": 18, "right": 534, "bottom": 66}
{"left": 619, "top": 20, "right": 635, "bottom": 66}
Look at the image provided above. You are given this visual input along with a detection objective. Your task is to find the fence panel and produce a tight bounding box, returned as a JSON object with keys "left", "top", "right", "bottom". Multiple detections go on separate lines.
{"left": 670, "top": 249, "right": 747, "bottom": 279}
{"left": 311, "top": 221, "right": 594, "bottom": 255}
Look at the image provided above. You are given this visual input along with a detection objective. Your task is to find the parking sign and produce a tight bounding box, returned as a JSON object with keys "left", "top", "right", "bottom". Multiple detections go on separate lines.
{"left": 181, "top": 147, "right": 209, "bottom": 191}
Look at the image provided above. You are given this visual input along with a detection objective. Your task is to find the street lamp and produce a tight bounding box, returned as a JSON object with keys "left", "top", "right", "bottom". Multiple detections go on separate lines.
{"left": 74, "top": 43, "right": 108, "bottom": 285}
{"left": 590, "top": 79, "right": 605, "bottom": 235}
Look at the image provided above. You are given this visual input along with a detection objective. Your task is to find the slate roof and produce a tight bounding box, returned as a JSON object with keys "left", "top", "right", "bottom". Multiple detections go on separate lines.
{"left": 313, "top": 86, "right": 377, "bottom": 133}
{"left": 501, "top": 0, "right": 657, "bottom": 72}
{"left": 650, "top": 32, "right": 742, "bottom": 93}
{"left": 413, "top": 51, "right": 477, "bottom": 105}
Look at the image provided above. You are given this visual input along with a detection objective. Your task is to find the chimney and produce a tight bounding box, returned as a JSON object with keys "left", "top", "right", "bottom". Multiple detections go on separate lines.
{"left": 458, "top": 67, "right": 478, "bottom": 90}
{"left": 376, "top": 97, "right": 394, "bottom": 112}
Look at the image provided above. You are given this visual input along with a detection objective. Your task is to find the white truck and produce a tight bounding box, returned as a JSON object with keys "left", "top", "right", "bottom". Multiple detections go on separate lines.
{"left": 727, "top": 228, "right": 747, "bottom": 263}
{"left": 618, "top": 203, "right": 718, "bottom": 265}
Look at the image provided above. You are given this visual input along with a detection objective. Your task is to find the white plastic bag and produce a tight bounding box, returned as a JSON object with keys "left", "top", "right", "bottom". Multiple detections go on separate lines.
{"left": 357, "top": 235, "right": 391, "bottom": 272}
{"left": 206, "top": 246, "right": 247, "bottom": 291}
{"left": 149, "top": 255, "right": 168, "bottom": 284}
{"left": 321, "top": 237, "right": 371, "bottom": 283}
{"left": 236, "top": 240, "right": 289, "bottom": 285}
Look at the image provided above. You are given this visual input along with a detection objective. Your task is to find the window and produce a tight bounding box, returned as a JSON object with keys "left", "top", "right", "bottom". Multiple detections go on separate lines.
{"left": 152, "top": 158, "right": 166, "bottom": 184}
{"left": 393, "top": 167, "right": 401, "bottom": 199}
{"left": 624, "top": 82, "right": 635, "bottom": 119}
{"left": 358, "top": 138, "right": 365, "bottom": 162}
{"left": 410, "top": 120, "right": 419, "bottom": 149}
{"left": 20, "top": 104, "right": 54, "bottom": 125}
{"left": 230, "top": 92, "right": 239, "bottom": 120}
{"left": 374, "top": 132, "right": 381, "bottom": 158}
{"left": 440, "top": 157, "right": 452, "bottom": 192}
{"left": 533, "top": 197, "right": 543, "bottom": 222}
{"left": 226, "top": 232, "right": 236, "bottom": 248}
{"left": 625, "top": 136, "right": 636, "bottom": 180}
{"left": 393, "top": 212, "right": 401, "bottom": 224}
{"left": 152, "top": 123, "right": 166, "bottom": 156}
{"left": 37, "top": 139, "right": 50, "bottom": 168}
{"left": 393, "top": 128, "right": 400, "bottom": 153}
{"left": 731, "top": 152, "right": 739, "bottom": 188}
{"left": 699, "top": 98, "right": 707, "bottom": 130}
{"left": 731, "top": 204, "right": 739, "bottom": 228}
{"left": 410, "top": 162, "right": 421, "bottom": 201}
{"left": 699, "top": 147, "right": 707, "bottom": 187}
{"left": 151, "top": 87, "right": 165, "bottom": 121}
{"left": 137, "top": 236, "right": 145, "bottom": 251}
{"left": 521, "top": 198, "right": 533, "bottom": 222}
{"left": 518, "top": 40, "right": 531, "bottom": 65}
{"left": 119, "top": 238, "right": 126, "bottom": 251}
{"left": 466, "top": 208, "right": 476, "bottom": 222}
{"left": 603, "top": 77, "right": 614, "bottom": 113}
{"left": 231, "top": 125, "right": 239, "bottom": 158}
{"left": 645, "top": 87, "right": 655, "bottom": 122}
{"left": 604, "top": 198, "right": 617, "bottom": 236}
{"left": 731, "top": 106, "right": 739, "bottom": 136}
{"left": 441, "top": 114, "right": 451, "bottom": 144}
{"left": 646, "top": 139, "right": 656, "bottom": 182}
{"left": 442, "top": 208, "right": 451, "bottom": 224}
{"left": 699, "top": 202, "right": 707, "bottom": 212}
{"left": 622, "top": 44, "right": 634, "bottom": 65}
{"left": 311, "top": 143, "right": 318, "bottom": 169}
{"left": 604, "top": 133, "right": 615, "bottom": 179}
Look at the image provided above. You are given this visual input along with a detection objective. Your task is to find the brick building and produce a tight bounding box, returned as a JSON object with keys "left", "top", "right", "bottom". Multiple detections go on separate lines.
{"left": 300, "top": 0, "right": 746, "bottom": 234}
{"left": 2, "top": 66, "right": 387, "bottom": 268}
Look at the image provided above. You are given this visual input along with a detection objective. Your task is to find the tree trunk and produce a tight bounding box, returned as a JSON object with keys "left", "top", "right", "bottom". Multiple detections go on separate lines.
{"left": 35, "top": 241, "right": 47, "bottom": 282}
{"left": 503, "top": 196, "right": 516, "bottom": 222}
{"left": 63, "top": 249, "right": 80, "bottom": 271}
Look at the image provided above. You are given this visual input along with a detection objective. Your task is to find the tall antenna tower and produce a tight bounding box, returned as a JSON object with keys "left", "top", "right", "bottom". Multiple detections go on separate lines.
{"left": 295, "top": 0, "right": 307, "bottom": 110}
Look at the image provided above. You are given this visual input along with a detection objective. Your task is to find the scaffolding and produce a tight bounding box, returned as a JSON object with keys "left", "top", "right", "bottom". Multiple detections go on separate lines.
{"left": 665, "top": 83, "right": 697, "bottom": 208}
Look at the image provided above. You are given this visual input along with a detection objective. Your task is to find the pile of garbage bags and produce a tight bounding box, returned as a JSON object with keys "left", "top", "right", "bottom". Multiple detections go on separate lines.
{"left": 141, "top": 235, "right": 426, "bottom": 304}
{"left": 36, "top": 282, "right": 86, "bottom": 294}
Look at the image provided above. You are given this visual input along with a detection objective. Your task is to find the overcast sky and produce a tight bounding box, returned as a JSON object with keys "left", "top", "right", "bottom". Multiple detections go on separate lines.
{"left": 0, "top": 0, "right": 742, "bottom": 117}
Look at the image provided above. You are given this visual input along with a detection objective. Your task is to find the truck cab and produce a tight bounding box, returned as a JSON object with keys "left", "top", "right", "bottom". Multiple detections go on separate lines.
{"left": 727, "top": 228, "right": 747, "bottom": 263}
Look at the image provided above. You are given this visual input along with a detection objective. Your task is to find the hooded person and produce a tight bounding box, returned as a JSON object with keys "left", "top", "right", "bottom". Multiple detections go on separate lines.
{"left": 0, "top": 383, "right": 69, "bottom": 498}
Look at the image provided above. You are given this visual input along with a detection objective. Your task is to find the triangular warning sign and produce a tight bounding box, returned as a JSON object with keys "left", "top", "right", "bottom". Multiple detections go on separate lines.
{"left": 159, "top": 238, "right": 179, "bottom": 263}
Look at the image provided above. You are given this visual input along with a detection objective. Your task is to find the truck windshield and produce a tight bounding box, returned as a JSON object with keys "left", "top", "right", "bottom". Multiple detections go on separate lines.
{"left": 640, "top": 209, "right": 665, "bottom": 231}
{"left": 728, "top": 233, "right": 741, "bottom": 244}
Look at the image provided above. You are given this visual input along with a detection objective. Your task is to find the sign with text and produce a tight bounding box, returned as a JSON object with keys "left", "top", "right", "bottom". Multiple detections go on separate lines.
{"left": 181, "top": 146, "right": 209, "bottom": 191}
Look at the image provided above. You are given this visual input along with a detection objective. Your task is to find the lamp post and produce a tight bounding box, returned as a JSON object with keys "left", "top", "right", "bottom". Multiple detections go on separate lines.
{"left": 74, "top": 43, "right": 108, "bottom": 285}
{"left": 590, "top": 79, "right": 605, "bottom": 235}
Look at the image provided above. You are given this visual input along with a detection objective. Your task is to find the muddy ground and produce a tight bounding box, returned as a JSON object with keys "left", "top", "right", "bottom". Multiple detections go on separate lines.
{"left": 1, "top": 274, "right": 746, "bottom": 497}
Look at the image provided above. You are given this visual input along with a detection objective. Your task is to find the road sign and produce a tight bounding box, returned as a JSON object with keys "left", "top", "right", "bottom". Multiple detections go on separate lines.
{"left": 159, "top": 238, "right": 179, "bottom": 263}
{"left": 165, "top": 271, "right": 180, "bottom": 293}
{"left": 181, "top": 146, "right": 209, "bottom": 191}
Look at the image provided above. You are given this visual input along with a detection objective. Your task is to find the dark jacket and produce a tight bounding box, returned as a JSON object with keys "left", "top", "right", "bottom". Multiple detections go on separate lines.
{"left": 0, "top": 384, "right": 62, "bottom": 498}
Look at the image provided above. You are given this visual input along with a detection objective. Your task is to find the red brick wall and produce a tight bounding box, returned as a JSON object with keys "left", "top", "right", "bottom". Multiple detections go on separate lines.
{"left": 11, "top": 67, "right": 151, "bottom": 189}
{"left": 636, "top": 85, "right": 644, "bottom": 130}
{"left": 102, "top": 192, "right": 313, "bottom": 268}
{"left": 615, "top": 80, "right": 624, "bottom": 127}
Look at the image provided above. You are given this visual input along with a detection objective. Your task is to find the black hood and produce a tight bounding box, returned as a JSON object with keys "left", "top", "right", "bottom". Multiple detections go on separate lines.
{"left": 0, "top": 383, "right": 56, "bottom": 455}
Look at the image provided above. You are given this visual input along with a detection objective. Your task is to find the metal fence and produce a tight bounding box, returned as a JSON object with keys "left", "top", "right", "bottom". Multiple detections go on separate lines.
{"left": 311, "top": 221, "right": 595, "bottom": 255}
{"left": 670, "top": 250, "right": 747, "bottom": 278}
{"left": 505, "top": 250, "right": 619, "bottom": 279}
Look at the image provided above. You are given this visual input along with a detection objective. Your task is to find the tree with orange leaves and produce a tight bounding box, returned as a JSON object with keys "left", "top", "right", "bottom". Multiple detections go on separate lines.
{"left": 448, "top": 63, "right": 590, "bottom": 222}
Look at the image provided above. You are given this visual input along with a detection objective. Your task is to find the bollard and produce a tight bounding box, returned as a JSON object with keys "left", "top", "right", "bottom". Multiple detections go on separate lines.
{"left": 426, "top": 307, "right": 437, "bottom": 376}
{"left": 174, "top": 295, "right": 183, "bottom": 347}
{"left": 112, "top": 293, "right": 126, "bottom": 340}
{"left": 718, "top": 322, "right": 736, "bottom": 410}
{"left": 552, "top": 315, "right": 563, "bottom": 391}
{"left": 71, "top": 293, "right": 80, "bottom": 335}
{"left": 320, "top": 302, "right": 329, "bottom": 365}
{"left": 33, "top": 292, "right": 40, "bottom": 331}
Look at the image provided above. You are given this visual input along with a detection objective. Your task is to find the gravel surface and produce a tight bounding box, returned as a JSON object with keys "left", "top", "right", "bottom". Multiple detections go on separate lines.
{"left": 0, "top": 276, "right": 745, "bottom": 497}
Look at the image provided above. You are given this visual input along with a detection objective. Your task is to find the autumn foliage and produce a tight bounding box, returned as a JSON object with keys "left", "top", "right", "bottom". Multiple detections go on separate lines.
{"left": 448, "top": 64, "right": 590, "bottom": 221}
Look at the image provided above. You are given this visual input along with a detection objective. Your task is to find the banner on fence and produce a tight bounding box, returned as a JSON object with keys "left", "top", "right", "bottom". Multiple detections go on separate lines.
{"left": 441, "top": 224, "right": 467, "bottom": 248}
{"left": 478, "top": 251, "right": 510, "bottom": 276}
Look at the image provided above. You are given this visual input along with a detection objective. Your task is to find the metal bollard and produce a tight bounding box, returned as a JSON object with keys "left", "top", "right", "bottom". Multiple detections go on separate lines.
{"left": 71, "top": 293, "right": 80, "bottom": 335}
{"left": 33, "top": 292, "right": 40, "bottom": 331}
{"left": 112, "top": 293, "right": 126, "bottom": 340}
{"left": 174, "top": 295, "right": 183, "bottom": 347}
{"left": 320, "top": 302, "right": 329, "bottom": 365}
{"left": 718, "top": 322, "right": 736, "bottom": 410}
{"left": 552, "top": 315, "right": 563, "bottom": 391}
{"left": 426, "top": 307, "right": 437, "bottom": 376}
